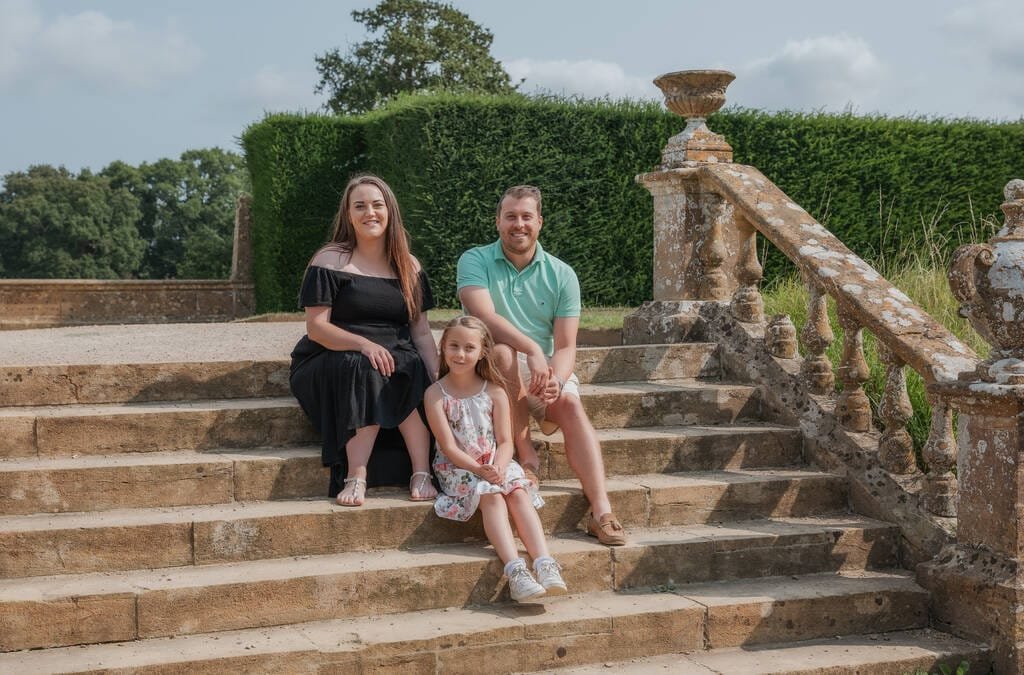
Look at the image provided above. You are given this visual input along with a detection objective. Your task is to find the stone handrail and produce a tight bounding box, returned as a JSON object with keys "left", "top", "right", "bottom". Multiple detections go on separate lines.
{"left": 702, "top": 163, "right": 979, "bottom": 384}
{"left": 634, "top": 69, "right": 980, "bottom": 520}
{"left": 638, "top": 68, "right": 1024, "bottom": 672}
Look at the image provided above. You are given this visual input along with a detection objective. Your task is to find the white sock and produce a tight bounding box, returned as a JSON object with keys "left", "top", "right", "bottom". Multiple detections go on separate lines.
{"left": 532, "top": 556, "right": 555, "bottom": 572}
{"left": 503, "top": 558, "right": 527, "bottom": 576}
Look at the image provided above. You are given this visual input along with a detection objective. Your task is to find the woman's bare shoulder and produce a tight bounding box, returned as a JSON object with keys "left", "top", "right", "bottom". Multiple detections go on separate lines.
{"left": 310, "top": 246, "right": 350, "bottom": 270}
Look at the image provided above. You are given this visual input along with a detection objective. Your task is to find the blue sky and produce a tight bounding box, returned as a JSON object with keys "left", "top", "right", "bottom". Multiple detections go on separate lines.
{"left": 1, "top": 0, "right": 1021, "bottom": 179}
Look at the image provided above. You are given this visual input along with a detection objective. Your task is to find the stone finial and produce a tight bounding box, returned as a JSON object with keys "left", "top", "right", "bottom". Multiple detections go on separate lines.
{"left": 948, "top": 179, "right": 1024, "bottom": 383}
{"left": 654, "top": 69, "right": 735, "bottom": 167}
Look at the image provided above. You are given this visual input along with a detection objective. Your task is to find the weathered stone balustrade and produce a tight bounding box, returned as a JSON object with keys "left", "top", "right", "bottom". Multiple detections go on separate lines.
{"left": 627, "top": 70, "right": 978, "bottom": 523}
{"left": 631, "top": 66, "right": 1024, "bottom": 672}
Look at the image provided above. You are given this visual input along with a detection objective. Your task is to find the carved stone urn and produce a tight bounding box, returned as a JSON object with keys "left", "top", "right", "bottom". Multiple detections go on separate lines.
{"left": 653, "top": 69, "right": 735, "bottom": 167}
{"left": 948, "top": 179, "right": 1024, "bottom": 383}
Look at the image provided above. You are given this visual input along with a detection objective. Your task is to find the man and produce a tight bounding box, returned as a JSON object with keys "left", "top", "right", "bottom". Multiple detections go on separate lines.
{"left": 456, "top": 185, "right": 626, "bottom": 546}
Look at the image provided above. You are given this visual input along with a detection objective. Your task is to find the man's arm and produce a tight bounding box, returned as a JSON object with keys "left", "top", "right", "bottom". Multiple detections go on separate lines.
{"left": 549, "top": 315, "right": 579, "bottom": 384}
{"left": 459, "top": 285, "right": 550, "bottom": 395}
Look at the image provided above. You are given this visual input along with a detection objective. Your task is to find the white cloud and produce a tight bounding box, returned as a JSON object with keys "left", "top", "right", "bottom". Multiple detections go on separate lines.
{"left": 504, "top": 58, "right": 658, "bottom": 100}
{"left": 0, "top": 0, "right": 200, "bottom": 91}
{"left": 237, "top": 65, "right": 321, "bottom": 113}
{"left": 943, "top": 1, "right": 1024, "bottom": 105}
{"left": 734, "top": 34, "right": 885, "bottom": 113}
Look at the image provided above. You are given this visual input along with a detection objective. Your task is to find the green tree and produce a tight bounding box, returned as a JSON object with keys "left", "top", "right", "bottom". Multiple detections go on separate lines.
{"left": 0, "top": 165, "right": 144, "bottom": 278}
{"left": 314, "top": 0, "right": 518, "bottom": 114}
{"left": 103, "top": 148, "right": 248, "bottom": 278}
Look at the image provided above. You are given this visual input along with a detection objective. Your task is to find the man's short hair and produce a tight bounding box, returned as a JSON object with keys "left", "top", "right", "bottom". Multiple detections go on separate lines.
{"left": 496, "top": 185, "right": 542, "bottom": 219}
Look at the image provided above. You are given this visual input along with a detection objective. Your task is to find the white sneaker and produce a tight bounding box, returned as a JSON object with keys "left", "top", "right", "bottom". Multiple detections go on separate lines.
{"left": 507, "top": 564, "right": 546, "bottom": 602}
{"left": 534, "top": 558, "right": 568, "bottom": 595}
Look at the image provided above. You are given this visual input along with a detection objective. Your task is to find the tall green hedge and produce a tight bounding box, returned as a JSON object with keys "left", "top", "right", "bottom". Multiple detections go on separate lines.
{"left": 242, "top": 96, "right": 1024, "bottom": 311}
{"left": 242, "top": 114, "right": 367, "bottom": 311}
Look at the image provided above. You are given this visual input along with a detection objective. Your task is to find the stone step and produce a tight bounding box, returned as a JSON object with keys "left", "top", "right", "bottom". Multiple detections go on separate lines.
{"left": 0, "top": 573, "right": 929, "bottom": 673}
{"left": 0, "top": 381, "right": 764, "bottom": 459}
{"left": 1, "top": 343, "right": 720, "bottom": 407}
{"left": 1, "top": 469, "right": 848, "bottom": 577}
{"left": 0, "top": 424, "right": 802, "bottom": 515}
{"left": 546, "top": 628, "right": 989, "bottom": 674}
{"left": 0, "top": 518, "right": 899, "bottom": 651}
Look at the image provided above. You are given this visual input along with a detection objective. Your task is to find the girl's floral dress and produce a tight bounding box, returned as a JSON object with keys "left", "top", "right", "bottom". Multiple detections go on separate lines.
{"left": 433, "top": 380, "right": 543, "bottom": 522}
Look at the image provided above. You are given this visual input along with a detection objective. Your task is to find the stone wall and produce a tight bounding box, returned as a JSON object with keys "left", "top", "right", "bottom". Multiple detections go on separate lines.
{"left": 0, "top": 195, "right": 255, "bottom": 330}
{"left": 0, "top": 280, "right": 255, "bottom": 330}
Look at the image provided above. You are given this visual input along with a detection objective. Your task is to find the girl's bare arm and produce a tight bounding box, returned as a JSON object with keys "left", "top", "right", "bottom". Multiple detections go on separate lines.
{"left": 423, "top": 385, "right": 483, "bottom": 474}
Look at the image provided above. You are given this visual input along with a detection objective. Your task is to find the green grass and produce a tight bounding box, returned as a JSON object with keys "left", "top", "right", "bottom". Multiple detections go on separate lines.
{"left": 763, "top": 265, "right": 987, "bottom": 454}
{"left": 428, "top": 306, "right": 632, "bottom": 331}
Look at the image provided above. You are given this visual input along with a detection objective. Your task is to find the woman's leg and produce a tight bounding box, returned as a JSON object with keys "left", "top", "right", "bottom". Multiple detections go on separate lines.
{"left": 399, "top": 410, "right": 437, "bottom": 499}
{"left": 479, "top": 493, "right": 519, "bottom": 564}
{"left": 337, "top": 424, "right": 379, "bottom": 506}
{"left": 505, "top": 488, "right": 550, "bottom": 560}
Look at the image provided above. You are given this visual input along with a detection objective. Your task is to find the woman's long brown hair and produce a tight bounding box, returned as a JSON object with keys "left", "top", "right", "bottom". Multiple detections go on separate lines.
{"left": 316, "top": 174, "right": 423, "bottom": 321}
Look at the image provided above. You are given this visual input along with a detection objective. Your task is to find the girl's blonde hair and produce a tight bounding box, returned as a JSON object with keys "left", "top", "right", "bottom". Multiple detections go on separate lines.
{"left": 438, "top": 316, "right": 505, "bottom": 386}
{"left": 311, "top": 173, "right": 423, "bottom": 321}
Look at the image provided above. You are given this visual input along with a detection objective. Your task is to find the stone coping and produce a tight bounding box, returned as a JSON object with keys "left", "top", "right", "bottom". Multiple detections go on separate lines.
{"left": 0, "top": 321, "right": 622, "bottom": 367}
{"left": 702, "top": 163, "right": 980, "bottom": 384}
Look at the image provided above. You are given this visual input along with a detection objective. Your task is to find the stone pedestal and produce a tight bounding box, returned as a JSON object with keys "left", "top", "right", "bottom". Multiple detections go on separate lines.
{"left": 624, "top": 68, "right": 749, "bottom": 346}
{"left": 918, "top": 381, "right": 1024, "bottom": 673}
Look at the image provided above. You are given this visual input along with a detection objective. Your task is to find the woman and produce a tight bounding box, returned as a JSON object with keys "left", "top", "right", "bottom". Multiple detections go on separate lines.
{"left": 289, "top": 174, "right": 439, "bottom": 506}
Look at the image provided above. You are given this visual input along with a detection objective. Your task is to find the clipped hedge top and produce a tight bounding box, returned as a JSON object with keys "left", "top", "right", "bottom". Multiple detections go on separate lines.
{"left": 243, "top": 93, "right": 1024, "bottom": 312}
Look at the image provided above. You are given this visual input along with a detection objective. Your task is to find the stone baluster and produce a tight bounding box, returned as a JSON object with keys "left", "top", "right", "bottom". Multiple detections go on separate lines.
{"left": 921, "top": 395, "right": 957, "bottom": 517}
{"left": 835, "top": 308, "right": 871, "bottom": 432}
{"left": 696, "top": 204, "right": 729, "bottom": 300}
{"left": 766, "top": 315, "right": 798, "bottom": 358}
{"left": 919, "top": 180, "right": 1024, "bottom": 673}
{"left": 876, "top": 341, "right": 917, "bottom": 474}
{"left": 730, "top": 216, "right": 764, "bottom": 323}
{"left": 799, "top": 275, "right": 835, "bottom": 395}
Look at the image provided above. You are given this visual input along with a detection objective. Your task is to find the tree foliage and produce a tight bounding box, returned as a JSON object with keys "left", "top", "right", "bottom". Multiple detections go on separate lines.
{"left": 314, "top": 0, "right": 517, "bottom": 114}
{"left": 0, "top": 165, "right": 144, "bottom": 278}
{"left": 102, "top": 148, "right": 249, "bottom": 278}
{"left": 0, "top": 148, "right": 247, "bottom": 280}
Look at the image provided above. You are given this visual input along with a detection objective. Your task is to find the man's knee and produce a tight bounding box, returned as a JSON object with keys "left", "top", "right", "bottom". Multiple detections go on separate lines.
{"left": 491, "top": 343, "right": 518, "bottom": 375}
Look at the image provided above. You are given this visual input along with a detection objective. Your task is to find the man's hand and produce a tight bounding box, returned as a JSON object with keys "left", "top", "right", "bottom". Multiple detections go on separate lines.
{"left": 525, "top": 350, "right": 549, "bottom": 397}
{"left": 539, "top": 369, "right": 562, "bottom": 404}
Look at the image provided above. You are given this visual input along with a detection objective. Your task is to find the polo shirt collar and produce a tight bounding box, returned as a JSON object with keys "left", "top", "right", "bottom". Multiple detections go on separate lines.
{"left": 493, "top": 239, "right": 546, "bottom": 267}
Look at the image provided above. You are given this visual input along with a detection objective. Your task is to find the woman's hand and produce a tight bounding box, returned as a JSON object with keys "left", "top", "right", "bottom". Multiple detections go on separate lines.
{"left": 361, "top": 341, "right": 395, "bottom": 376}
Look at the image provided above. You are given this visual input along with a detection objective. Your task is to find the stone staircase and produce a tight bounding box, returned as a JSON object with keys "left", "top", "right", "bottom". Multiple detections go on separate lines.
{"left": 0, "top": 325, "right": 990, "bottom": 673}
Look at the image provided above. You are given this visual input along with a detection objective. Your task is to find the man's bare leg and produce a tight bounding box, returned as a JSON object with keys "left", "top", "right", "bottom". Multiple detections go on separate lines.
{"left": 545, "top": 395, "right": 612, "bottom": 517}
{"left": 492, "top": 344, "right": 540, "bottom": 470}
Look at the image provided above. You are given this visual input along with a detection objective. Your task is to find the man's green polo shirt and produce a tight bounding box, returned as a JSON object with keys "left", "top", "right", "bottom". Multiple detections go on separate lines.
{"left": 457, "top": 240, "right": 581, "bottom": 357}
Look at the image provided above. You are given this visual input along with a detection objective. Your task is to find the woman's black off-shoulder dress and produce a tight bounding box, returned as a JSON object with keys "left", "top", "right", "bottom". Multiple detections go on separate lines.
{"left": 289, "top": 266, "right": 434, "bottom": 496}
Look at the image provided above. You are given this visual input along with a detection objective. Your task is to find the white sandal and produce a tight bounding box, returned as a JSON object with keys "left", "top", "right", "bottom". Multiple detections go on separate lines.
{"left": 409, "top": 471, "right": 437, "bottom": 501}
{"left": 336, "top": 477, "right": 366, "bottom": 507}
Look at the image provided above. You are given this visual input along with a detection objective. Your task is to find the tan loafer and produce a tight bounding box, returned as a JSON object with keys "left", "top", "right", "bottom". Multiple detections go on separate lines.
{"left": 587, "top": 512, "right": 626, "bottom": 546}
{"left": 539, "top": 419, "right": 560, "bottom": 435}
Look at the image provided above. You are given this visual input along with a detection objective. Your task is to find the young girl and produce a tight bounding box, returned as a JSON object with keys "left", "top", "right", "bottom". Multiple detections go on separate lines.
{"left": 424, "top": 316, "right": 568, "bottom": 602}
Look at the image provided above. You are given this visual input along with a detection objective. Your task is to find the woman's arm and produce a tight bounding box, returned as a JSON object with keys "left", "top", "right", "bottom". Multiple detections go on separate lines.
{"left": 409, "top": 311, "right": 439, "bottom": 380}
{"left": 305, "top": 306, "right": 396, "bottom": 376}
{"left": 423, "top": 385, "right": 484, "bottom": 474}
